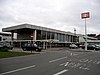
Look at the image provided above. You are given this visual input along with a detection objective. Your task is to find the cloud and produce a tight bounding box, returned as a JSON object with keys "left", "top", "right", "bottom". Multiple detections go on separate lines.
{"left": 0, "top": 0, "right": 100, "bottom": 35}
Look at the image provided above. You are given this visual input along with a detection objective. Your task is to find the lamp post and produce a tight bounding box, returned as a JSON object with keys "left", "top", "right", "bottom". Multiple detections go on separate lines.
{"left": 74, "top": 28, "right": 76, "bottom": 35}
{"left": 81, "top": 12, "right": 90, "bottom": 50}
{"left": 74, "top": 28, "right": 76, "bottom": 43}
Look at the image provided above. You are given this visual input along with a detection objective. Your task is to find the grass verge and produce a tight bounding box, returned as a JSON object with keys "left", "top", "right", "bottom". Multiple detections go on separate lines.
{"left": 0, "top": 52, "right": 36, "bottom": 59}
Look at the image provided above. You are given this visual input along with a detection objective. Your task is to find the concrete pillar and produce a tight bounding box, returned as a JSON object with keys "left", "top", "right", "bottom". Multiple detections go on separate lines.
{"left": 46, "top": 42, "right": 47, "bottom": 49}
{"left": 34, "top": 30, "right": 37, "bottom": 40}
{"left": 11, "top": 31, "right": 14, "bottom": 41}
{"left": 20, "top": 41, "right": 21, "bottom": 48}
{"left": 11, "top": 31, "right": 14, "bottom": 46}
{"left": 43, "top": 42, "right": 45, "bottom": 49}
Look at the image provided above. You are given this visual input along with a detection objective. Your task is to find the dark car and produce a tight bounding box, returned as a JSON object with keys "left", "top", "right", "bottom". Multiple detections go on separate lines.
{"left": 94, "top": 44, "right": 100, "bottom": 51}
{"left": 21, "top": 43, "right": 42, "bottom": 52}
{"left": 80, "top": 44, "right": 100, "bottom": 50}
{"left": 87, "top": 44, "right": 95, "bottom": 50}
{"left": 81, "top": 44, "right": 95, "bottom": 50}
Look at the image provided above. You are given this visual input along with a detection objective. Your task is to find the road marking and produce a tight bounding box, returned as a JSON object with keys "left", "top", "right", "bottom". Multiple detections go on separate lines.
{"left": 88, "top": 60, "right": 92, "bottom": 63}
{"left": 59, "top": 63, "right": 65, "bottom": 66}
{"left": 0, "top": 65, "right": 36, "bottom": 75}
{"left": 84, "top": 59, "right": 89, "bottom": 62}
{"left": 70, "top": 53, "right": 73, "bottom": 56}
{"left": 64, "top": 62, "right": 69, "bottom": 66}
{"left": 54, "top": 69, "right": 68, "bottom": 75}
{"left": 79, "top": 66, "right": 90, "bottom": 70}
{"left": 97, "top": 61, "right": 100, "bottom": 64}
{"left": 49, "top": 56, "right": 67, "bottom": 63}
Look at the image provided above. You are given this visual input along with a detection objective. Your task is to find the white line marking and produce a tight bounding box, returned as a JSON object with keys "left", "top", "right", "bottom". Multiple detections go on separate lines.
{"left": 64, "top": 62, "right": 69, "bottom": 66}
{"left": 49, "top": 56, "right": 67, "bottom": 63}
{"left": 88, "top": 60, "right": 92, "bottom": 63}
{"left": 84, "top": 59, "right": 89, "bottom": 62}
{"left": 59, "top": 63, "right": 65, "bottom": 66}
{"left": 0, "top": 65, "right": 36, "bottom": 75}
{"left": 97, "top": 61, "right": 100, "bottom": 64}
{"left": 70, "top": 53, "right": 73, "bottom": 56}
{"left": 54, "top": 69, "right": 68, "bottom": 75}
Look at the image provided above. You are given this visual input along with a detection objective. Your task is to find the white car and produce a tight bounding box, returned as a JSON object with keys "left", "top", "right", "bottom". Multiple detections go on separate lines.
{"left": 69, "top": 44, "right": 78, "bottom": 49}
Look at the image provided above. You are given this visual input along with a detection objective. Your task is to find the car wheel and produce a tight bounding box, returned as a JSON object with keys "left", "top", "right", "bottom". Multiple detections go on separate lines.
{"left": 22, "top": 48, "right": 26, "bottom": 51}
{"left": 35, "top": 49, "right": 39, "bottom": 52}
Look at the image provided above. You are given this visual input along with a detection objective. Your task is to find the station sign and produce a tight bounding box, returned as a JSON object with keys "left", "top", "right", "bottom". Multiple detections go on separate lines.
{"left": 81, "top": 12, "right": 90, "bottom": 19}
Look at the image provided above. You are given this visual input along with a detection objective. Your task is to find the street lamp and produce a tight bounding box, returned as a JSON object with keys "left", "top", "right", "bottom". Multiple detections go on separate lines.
{"left": 74, "top": 28, "right": 76, "bottom": 43}
{"left": 74, "top": 28, "right": 76, "bottom": 35}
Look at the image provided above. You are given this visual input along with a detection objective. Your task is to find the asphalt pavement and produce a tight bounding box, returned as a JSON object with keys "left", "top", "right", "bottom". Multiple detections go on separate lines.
{"left": 0, "top": 48, "right": 100, "bottom": 75}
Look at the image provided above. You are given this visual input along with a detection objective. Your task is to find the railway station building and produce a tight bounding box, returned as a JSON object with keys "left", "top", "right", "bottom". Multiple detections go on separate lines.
{"left": 2, "top": 24, "right": 79, "bottom": 49}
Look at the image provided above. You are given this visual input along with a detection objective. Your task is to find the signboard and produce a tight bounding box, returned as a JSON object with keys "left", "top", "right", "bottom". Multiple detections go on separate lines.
{"left": 81, "top": 12, "right": 90, "bottom": 19}
{"left": 31, "top": 32, "right": 34, "bottom": 40}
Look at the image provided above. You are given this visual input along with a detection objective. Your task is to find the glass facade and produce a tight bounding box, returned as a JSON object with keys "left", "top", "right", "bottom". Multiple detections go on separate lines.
{"left": 51, "top": 32, "right": 54, "bottom": 39}
{"left": 54, "top": 33, "right": 57, "bottom": 40}
{"left": 47, "top": 32, "right": 50, "bottom": 39}
{"left": 36, "top": 30, "right": 41, "bottom": 40}
{"left": 66, "top": 35, "right": 68, "bottom": 42}
{"left": 41, "top": 31, "right": 46, "bottom": 40}
{"left": 36, "top": 30, "right": 79, "bottom": 43}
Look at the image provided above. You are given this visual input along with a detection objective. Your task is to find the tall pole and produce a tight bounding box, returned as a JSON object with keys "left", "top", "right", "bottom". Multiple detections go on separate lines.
{"left": 74, "top": 28, "right": 76, "bottom": 35}
{"left": 85, "top": 18, "right": 87, "bottom": 50}
{"left": 74, "top": 28, "right": 76, "bottom": 43}
{"left": 81, "top": 12, "right": 90, "bottom": 50}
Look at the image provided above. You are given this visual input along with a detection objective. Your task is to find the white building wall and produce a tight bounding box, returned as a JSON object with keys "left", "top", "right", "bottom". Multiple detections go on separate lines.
{"left": 0, "top": 33, "right": 11, "bottom": 41}
{"left": 79, "top": 35, "right": 99, "bottom": 43}
{"left": 2, "top": 35, "right": 11, "bottom": 41}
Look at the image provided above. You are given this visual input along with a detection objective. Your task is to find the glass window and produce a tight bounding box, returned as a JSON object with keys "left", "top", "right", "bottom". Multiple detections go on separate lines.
{"left": 51, "top": 32, "right": 54, "bottom": 39}
{"left": 42, "top": 31, "right": 46, "bottom": 40}
{"left": 47, "top": 32, "right": 50, "bottom": 39}
{"left": 36, "top": 30, "right": 41, "bottom": 40}
{"left": 54, "top": 33, "right": 57, "bottom": 40}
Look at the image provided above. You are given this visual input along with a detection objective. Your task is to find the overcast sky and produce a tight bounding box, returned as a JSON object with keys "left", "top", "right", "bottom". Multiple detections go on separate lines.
{"left": 0, "top": 0, "right": 100, "bottom": 35}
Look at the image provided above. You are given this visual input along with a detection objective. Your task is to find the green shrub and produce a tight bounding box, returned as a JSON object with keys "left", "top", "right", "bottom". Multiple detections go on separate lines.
{"left": 0, "top": 52, "right": 34, "bottom": 58}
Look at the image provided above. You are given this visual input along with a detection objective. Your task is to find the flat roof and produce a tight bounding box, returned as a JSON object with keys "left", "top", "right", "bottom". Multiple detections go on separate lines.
{"left": 0, "top": 32, "right": 11, "bottom": 36}
{"left": 2, "top": 23, "right": 75, "bottom": 35}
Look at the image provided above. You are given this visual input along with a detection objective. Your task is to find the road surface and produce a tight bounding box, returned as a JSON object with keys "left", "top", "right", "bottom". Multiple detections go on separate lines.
{"left": 0, "top": 49, "right": 100, "bottom": 75}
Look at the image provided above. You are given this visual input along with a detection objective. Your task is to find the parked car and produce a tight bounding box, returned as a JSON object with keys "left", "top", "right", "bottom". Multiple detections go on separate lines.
{"left": 87, "top": 44, "right": 95, "bottom": 50}
{"left": 0, "top": 42, "right": 13, "bottom": 51}
{"left": 79, "top": 44, "right": 85, "bottom": 49}
{"left": 94, "top": 44, "right": 100, "bottom": 51}
{"left": 80, "top": 44, "right": 100, "bottom": 50}
{"left": 69, "top": 44, "right": 78, "bottom": 49}
{"left": 21, "top": 43, "right": 42, "bottom": 52}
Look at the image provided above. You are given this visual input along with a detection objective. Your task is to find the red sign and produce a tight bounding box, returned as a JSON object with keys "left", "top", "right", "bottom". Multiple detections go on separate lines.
{"left": 31, "top": 32, "right": 34, "bottom": 37}
{"left": 81, "top": 12, "right": 90, "bottom": 19}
